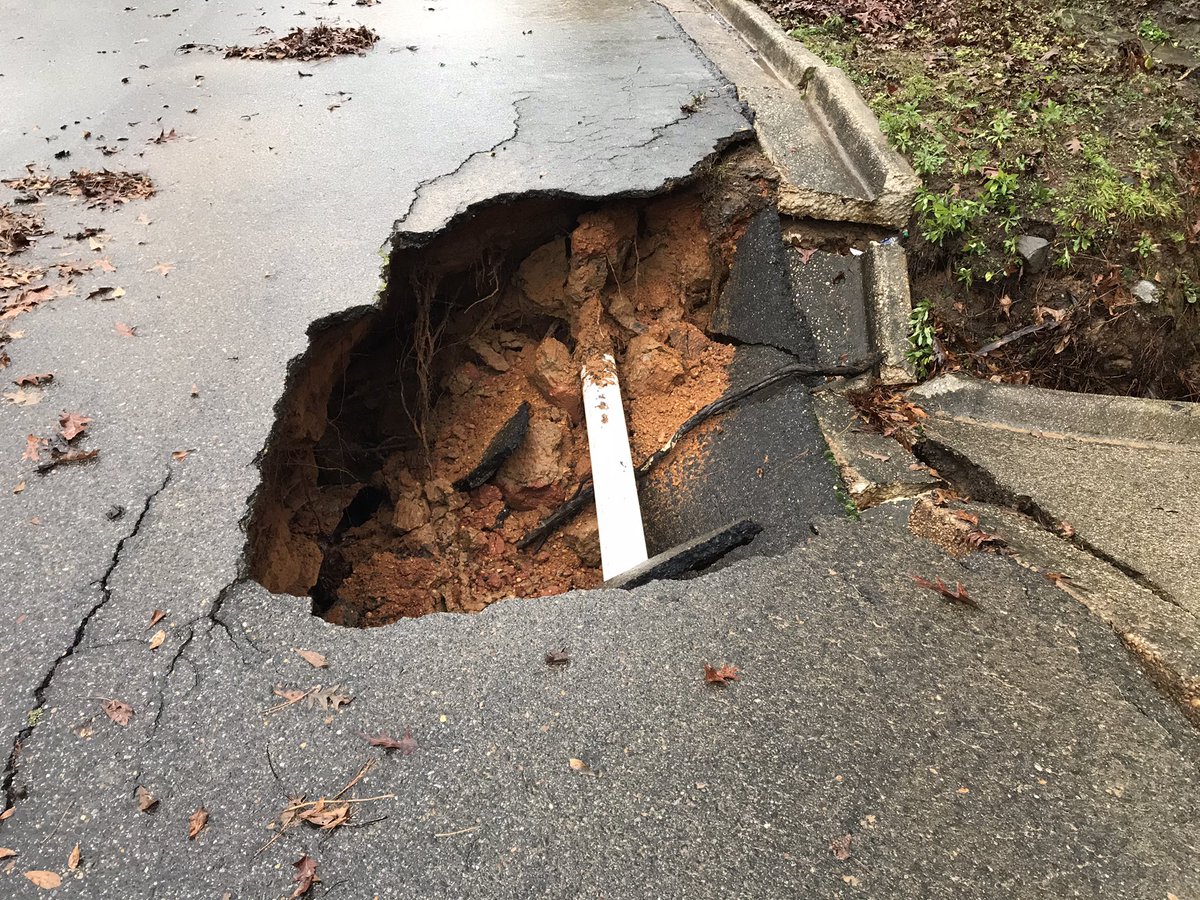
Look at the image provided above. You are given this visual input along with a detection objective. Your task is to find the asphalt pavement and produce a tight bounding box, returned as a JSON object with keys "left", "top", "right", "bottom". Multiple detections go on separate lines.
{"left": 1, "top": 1, "right": 1197, "bottom": 897}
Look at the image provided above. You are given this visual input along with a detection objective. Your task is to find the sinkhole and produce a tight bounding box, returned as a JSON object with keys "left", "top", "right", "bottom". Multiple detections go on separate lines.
{"left": 248, "top": 146, "right": 787, "bottom": 626}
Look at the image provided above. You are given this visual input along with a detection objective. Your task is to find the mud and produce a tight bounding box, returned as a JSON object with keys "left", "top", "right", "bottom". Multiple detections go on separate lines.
{"left": 249, "top": 146, "right": 777, "bottom": 627}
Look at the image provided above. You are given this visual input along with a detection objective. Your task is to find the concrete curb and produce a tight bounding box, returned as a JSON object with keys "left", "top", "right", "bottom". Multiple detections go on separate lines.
{"left": 864, "top": 242, "right": 917, "bottom": 383}
{"left": 911, "top": 373, "right": 1200, "bottom": 447}
{"left": 704, "top": 0, "right": 920, "bottom": 228}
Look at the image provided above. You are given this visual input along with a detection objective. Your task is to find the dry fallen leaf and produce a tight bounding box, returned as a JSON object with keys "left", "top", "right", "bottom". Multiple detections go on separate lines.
{"left": 830, "top": 833, "right": 853, "bottom": 860}
{"left": 148, "top": 629, "right": 166, "bottom": 651}
{"left": 0, "top": 848, "right": 16, "bottom": 859}
{"left": 1065, "top": 136, "right": 1083, "bottom": 155}
{"left": 298, "top": 799, "right": 349, "bottom": 830}
{"left": 360, "top": 730, "right": 416, "bottom": 754}
{"left": 171, "top": 449, "right": 191, "bottom": 461}
{"left": 911, "top": 574, "right": 977, "bottom": 608}
{"left": 58, "top": 411, "right": 91, "bottom": 441}
{"left": 67, "top": 843, "right": 81, "bottom": 870}
{"left": 22, "top": 435, "right": 47, "bottom": 462}
{"left": 189, "top": 383, "right": 199, "bottom": 397}
{"left": 544, "top": 648, "right": 570, "bottom": 666}
{"left": 295, "top": 649, "right": 327, "bottom": 669}
{"left": 3, "top": 389, "right": 41, "bottom": 407}
{"left": 291, "top": 854, "right": 319, "bottom": 897}
{"left": 24, "top": 871, "right": 62, "bottom": 889}
{"left": 115, "top": 322, "right": 137, "bottom": 337}
{"left": 148, "top": 609, "right": 166, "bottom": 629}
{"left": 100, "top": 698, "right": 133, "bottom": 726}
{"left": 187, "top": 807, "right": 208, "bottom": 839}
{"left": 703, "top": 663, "right": 740, "bottom": 685}
{"left": 0, "top": 807, "right": 14, "bottom": 821}
{"left": 136, "top": 786, "right": 159, "bottom": 813}
{"left": 13, "top": 481, "right": 25, "bottom": 494}
{"left": 14, "top": 373, "right": 53, "bottom": 387}
{"left": 152, "top": 262, "right": 176, "bottom": 276}
{"left": 568, "top": 757, "right": 593, "bottom": 774}
{"left": 309, "top": 685, "right": 352, "bottom": 711}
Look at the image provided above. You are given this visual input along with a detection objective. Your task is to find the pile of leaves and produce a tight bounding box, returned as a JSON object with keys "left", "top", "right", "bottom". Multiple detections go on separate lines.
{"left": 1, "top": 204, "right": 45, "bottom": 255}
{"left": 3, "top": 168, "right": 156, "bottom": 208}
{"left": 225, "top": 24, "right": 379, "bottom": 61}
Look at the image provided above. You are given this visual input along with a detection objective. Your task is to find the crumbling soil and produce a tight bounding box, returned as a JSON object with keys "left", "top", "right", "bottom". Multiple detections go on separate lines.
{"left": 249, "top": 146, "right": 776, "bottom": 627}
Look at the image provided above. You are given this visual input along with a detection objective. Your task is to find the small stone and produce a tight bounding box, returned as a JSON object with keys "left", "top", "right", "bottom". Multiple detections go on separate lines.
{"left": 1016, "top": 235, "right": 1050, "bottom": 274}
{"left": 1132, "top": 279, "right": 1160, "bottom": 304}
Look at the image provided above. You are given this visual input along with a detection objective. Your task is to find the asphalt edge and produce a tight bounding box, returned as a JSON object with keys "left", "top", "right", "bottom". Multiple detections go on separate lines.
{"left": 704, "top": 0, "right": 920, "bottom": 228}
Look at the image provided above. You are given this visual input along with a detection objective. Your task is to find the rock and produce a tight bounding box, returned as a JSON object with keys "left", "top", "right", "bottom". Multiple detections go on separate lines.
{"left": 1017, "top": 235, "right": 1051, "bottom": 274}
{"left": 566, "top": 255, "right": 608, "bottom": 303}
{"left": 517, "top": 237, "right": 568, "bottom": 313}
{"left": 496, "top": 418, "right": 566, "bottom": 509}
{"left": 468, "top": 335, "right": 510, "bottom": 372}
{"left": 560, "top": 511, "right": 601, "bottom": 568}
{"left": 392, "top": 493, "right": 430, "bottom": 533}
{"left": 530, "top": 337, "right": 582, "bottom": 421}
{"left": 1132, "top": 279, "right": 1160, "bottom": 304}
{"left": 570, "top": 207, "right": 638, "bottom": 262}
{"left": 621, "top": 334, "right": 685, "bottom": 398}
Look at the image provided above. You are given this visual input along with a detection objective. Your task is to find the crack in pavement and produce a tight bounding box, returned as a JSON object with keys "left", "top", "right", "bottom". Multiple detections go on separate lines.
{"left": 398, "top": 94, "right": 532, "bottom": 226}
{"left": 2, "top": 467, "right": 174, "bottom": 808}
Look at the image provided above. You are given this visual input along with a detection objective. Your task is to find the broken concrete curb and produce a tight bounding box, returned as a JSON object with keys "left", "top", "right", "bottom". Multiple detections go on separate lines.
{"left": 971, "top": 503, "right": 1200, "bottom": 728}
{"left": 703, "top": 0, "right": 921, "bottom": 228}
{"left": 910, "top": 374, "right": 1200, "bottom": 614}
{"left": 864, "top": 242, "right": 917, "bottom": 383}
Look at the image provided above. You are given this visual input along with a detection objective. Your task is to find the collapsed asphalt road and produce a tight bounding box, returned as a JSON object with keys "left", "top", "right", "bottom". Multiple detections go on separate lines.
{"left": 1, "top": 0, "right": 1197, "bottom": 897}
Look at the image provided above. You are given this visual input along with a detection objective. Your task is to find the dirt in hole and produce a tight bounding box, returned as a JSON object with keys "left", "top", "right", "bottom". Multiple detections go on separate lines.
{"left": 249, "top": 146, "right": 778, "bottom": 627}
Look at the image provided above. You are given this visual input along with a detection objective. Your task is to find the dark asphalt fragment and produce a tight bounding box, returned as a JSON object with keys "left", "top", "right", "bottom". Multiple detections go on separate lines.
{"left": 452, "top": 400, "right": 530, "bottom": 492}
{"left": 604, "top": 520, "right": 763, "bottom": 590}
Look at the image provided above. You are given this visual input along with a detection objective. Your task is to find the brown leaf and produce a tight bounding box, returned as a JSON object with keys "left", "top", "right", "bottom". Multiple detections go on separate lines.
{"left": 86, "top": 286, "right": 124, "bottom": 300}
{"left": 22, "top": 434, "right": 48, "bottom": 462}
{"left": 189, "top": 383, "right": 199, "bottom": 397}
{"left": 309, "top": 685, "right": 351, "bottom": 711}
{"left": 152, "top": 262, "right": 175, "bottom": 276}
{"left": 1064, "top": 136, "right": 1083, "bottom": 155}
{"left": 58, "top": 411, "right": 91, "bottom": 441}
{"left": 171, "top": 449, "right": 191, "bottom": 461}
{"left": 3, "top": 389, "right": 42, "bottom": 407}
{"left": 911, "top": 574, "right": 977, "bottom": 607}
{"left": 13, "top": 481, "right": 25, "bottom": 494}
{"left": 360, "top": 730, "right": 416, "bottom": 754}
{"left": 0, "top": 806, "right": 13, "bottom": 820}
{"left": 295, "top": 648, "right": 327, "bottom": 669}
{"left": 148, "top": 609, "right": 166, "bottom": 629}
{"left": 136, "top": 786, "right": 159, "bottom": 813}
{"left": 298, "top": 799, "right": 349, "bottom": 830}
{"left": 568, "top": 757, "right": 593, "bottom": 774}
{"left": 703, "top": 663, "right": 740, "bottom": 684}
{"left": 35, "top": 448, "right": 99, "bottom": 474}
{"left": 544, "top": 649, "right": 570, "bottom": 666}
{"left": 291, "top": 854, "right": 320, "bottom": 897}
{"left": 24, "top": 870, "right": 62, "bottom": 889}
{"left": 14, "top": 372, "right": 53, "bottom": 386}
{"left": 830, "top": 832, "right": 853, "bottom": 860}
{"left": 100, "top": 698, "right": 133, "bottom": 726}
{"left": 115, "top": 322, "right": 137, "bottom": 337}
{"left": 95, "top": 258, "right": 117, "bottom": 273}
{"left": 148, "top": 629, "right": 166, "bottom": 651}
{"left": 187, "top": 807, "right": 208, "bottom": 839}
{"left": 273, "top": 686, "right": 308, "bottom": 703}
{"left": 0, "top": 847, "right": 16, "bottom": 859}
{"left": 67, "top": 843, "right": 81, "bottom": 870}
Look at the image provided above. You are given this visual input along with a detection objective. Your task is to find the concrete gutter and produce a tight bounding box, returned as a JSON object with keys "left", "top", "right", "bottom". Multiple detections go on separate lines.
{"left": 701, "top": 0, "right": 921, "bottom": 227}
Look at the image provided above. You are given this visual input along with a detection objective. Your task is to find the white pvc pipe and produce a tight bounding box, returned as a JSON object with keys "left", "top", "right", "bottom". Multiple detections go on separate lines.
{"left": 581, "top": 354, "right": 648, "bottom": 580}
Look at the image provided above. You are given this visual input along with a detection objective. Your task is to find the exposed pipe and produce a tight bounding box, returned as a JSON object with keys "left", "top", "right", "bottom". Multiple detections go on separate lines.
{"left": 580, "top": 354, "right": 648, "bottom": 580}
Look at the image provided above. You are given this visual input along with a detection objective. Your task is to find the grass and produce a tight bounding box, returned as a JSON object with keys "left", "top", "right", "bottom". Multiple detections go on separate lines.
{"left": 768, "top": 0, "right": 1200, "bottom": 397}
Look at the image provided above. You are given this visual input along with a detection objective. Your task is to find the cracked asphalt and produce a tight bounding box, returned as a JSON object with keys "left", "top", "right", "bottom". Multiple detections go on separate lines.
{"left": 1, "top": 0, "right": 1197, "bottom": 897}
